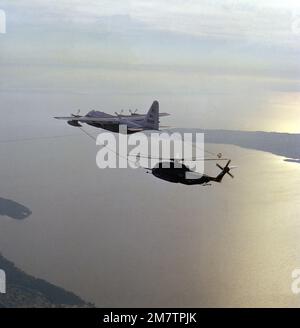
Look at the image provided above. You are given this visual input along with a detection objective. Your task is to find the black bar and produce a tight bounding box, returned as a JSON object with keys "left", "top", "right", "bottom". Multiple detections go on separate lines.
{"left": 0, "top": 308, "right": 298, "bottom": 327}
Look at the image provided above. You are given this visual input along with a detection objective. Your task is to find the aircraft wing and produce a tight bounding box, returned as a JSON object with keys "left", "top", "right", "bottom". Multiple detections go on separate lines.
{"left": 54, "top": 116, "right": 146, "bottom": 131}
{"left": 55, "top": 111, "right": 170, "bottom": 122}
{"left": 54, "top": 116, "right": 120, "bottom": 123}
{"left": 120, "top": 112, "right": 170, "bottom": 119}
{"left": 127, "top": 128, "right": 145, "bottom": 132}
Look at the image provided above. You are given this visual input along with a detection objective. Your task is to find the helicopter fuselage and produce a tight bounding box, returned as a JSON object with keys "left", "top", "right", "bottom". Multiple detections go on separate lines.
{"left": 151, "top": 162, "right": 215, "bottom": 185}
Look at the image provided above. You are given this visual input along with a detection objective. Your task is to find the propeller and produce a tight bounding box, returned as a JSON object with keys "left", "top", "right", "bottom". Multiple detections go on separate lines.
{"left": 115, "top": 109, "right": 124, "bottom": 116}
{"left": 129, "top": 109, "right": 138, "bottom": 115}
{"left": 216, "top": 160, "right": 235, "bottom": 178}
{"left": 71, "top": 109, "right": 81, "bottom": 117}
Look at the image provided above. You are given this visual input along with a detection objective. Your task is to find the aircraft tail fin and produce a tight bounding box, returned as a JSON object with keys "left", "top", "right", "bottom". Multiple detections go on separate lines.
{"left": 143, "top": 100, "right": 159, "bottom": 130}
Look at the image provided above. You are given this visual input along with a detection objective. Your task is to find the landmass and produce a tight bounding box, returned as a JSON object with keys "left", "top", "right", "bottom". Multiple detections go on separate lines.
{"left": 173, "top": 129, "right": 300, "bottom": 163}
{"left": 0, "top": 253, "right": 93, "bottom": 308}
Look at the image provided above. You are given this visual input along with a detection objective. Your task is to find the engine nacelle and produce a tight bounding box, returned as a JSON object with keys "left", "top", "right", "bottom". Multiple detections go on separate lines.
{"left": 67, "top": 120, "right": 82, "bottom": 127}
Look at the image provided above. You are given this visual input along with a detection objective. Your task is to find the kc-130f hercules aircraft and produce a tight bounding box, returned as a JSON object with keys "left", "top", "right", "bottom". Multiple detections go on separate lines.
{"left": 54, "top": 100, "right": 169, "bottom": 134}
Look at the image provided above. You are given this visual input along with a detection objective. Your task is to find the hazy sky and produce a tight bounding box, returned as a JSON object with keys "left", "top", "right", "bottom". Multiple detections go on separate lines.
{"left": 0, "top": 0, "right": 300, "bottom": 132}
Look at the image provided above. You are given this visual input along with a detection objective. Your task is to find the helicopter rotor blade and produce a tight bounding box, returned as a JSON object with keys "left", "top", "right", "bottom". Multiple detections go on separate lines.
{"left": 225, "top": 160, "right": 231, "bottom": 168}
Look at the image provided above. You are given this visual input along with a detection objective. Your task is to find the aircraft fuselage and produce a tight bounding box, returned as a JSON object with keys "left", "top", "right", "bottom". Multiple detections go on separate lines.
{"left": 151, "top": 162, "right": 213, "bottom": 185}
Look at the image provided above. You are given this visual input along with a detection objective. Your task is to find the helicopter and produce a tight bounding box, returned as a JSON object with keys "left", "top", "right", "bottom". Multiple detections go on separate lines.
{"left": 146, "top": 159, "right": 235, "bottom": 186}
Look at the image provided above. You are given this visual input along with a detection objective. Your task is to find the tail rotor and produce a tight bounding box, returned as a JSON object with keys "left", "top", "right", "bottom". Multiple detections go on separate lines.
{"left": 216, "top": 160, "right": 236, "bottom": 179}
